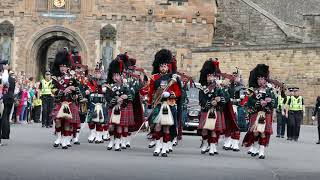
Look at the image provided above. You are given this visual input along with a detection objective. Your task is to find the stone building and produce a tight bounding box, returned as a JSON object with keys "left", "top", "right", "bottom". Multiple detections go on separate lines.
{"left": 1, "top": 0, "right": 320, "bottom": 123}
{"left": 0, "top": 0, "right": 215, "bottom": 76}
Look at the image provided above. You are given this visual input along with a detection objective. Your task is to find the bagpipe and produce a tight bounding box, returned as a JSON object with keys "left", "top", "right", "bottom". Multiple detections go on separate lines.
{"left": 152, "top": 74, "right": 179, "bottom": 108}
{"left": 108, "top": 81, "right": 131, "bottom": 124}
{"left": 176, "top": 71, "right": 195, "bottom": 88}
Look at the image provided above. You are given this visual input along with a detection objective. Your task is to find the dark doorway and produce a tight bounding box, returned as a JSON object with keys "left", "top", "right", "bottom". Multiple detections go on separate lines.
{"left": 36, "top": 37, "right": 79, "bottom": 78}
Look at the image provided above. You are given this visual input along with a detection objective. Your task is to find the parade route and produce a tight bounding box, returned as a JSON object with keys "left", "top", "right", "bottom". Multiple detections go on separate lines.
{"left": 0, "top": 124, "right": 319, "bottom": 180}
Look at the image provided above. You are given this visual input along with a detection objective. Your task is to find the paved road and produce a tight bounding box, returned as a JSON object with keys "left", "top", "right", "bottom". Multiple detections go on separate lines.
{"left": 0, "top": 123, "right": 320, "bottom": 180}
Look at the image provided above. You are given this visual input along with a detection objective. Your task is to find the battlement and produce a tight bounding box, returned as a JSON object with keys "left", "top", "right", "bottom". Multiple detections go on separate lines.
{"left": 0, "top": 0, "right": 216, "bottom": 25}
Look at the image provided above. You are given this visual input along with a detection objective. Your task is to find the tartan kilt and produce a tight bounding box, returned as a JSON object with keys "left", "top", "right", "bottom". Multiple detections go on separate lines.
{"left": 198, "top": 110, "right": 225, "bottom": 133}
{"left": 108, "top": 103, "right": 134, "bottom": 127}
{"left": 52, "top": 102, "right": 80, "bottom": 124}
{"left": 248, "top": 111, "right": 273, "bottom": 134}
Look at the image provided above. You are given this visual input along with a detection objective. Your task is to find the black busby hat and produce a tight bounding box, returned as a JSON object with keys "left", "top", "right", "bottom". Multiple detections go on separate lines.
{"left": 152, "top": 49, "right": 173, "bottom": 75}
{"left": 248, "top": 64, "right": 270, "bottom": 88}
{"left": 199, "top": 60, "right": 218, "bottom": 86}
{"left": 51, "top": 50, "right": 71, "bottom": 76}
{"left": 107, "top": 59, "right": 124, "bottom": 83}
{"left": 292, "top": 87, "right": 299, "bottom": 91}
{"left": 116, "top": 52, "right": 130, "bottom": 69}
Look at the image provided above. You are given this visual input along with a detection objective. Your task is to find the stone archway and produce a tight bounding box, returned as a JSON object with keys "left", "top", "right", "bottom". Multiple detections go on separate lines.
{"left": 26, "top": 26, "right": 88, "bottom": 77}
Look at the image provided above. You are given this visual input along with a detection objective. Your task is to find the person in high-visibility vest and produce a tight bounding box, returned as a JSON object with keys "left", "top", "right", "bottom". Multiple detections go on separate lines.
{"left": 286, "top": 87, "right": 305, "bottom": 142}
{"left": 275, "top": 88, "right": 288, "bottom": 138}
{"left": 39, "top": 71, "right": 54, "bottom": 128}
{"left": 32, "top": 82, "right": 42, "bottom": 123}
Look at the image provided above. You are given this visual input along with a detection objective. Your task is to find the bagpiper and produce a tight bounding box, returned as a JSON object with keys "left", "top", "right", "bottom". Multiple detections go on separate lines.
{"left": 85, "top": 62, "right": 108, "bottom": 144}
{"left": 106, "top": 58, "right": 135, "bottom": 151}
{"left": 69, "top": 48, "right": 87, "bottom": 145}
{"left": 51, "top": 50, "right": 83, "bottom": 149}
{"left": 198, "top": 60, "right": 226, "bottom": 156}
{"left": 222, "top": 68, "right": 245, "bottom": 152}
{"left": 74, "top": 68, "right": 89, "bottom": 145}
{"left": 122, "top": 57, "right": 145, "bottom": 148}
{"left": 242, "top": 64, "right": 275, "bottom": 159}
{"left": 147, "top": 49, "right": 182, "bottom": 157}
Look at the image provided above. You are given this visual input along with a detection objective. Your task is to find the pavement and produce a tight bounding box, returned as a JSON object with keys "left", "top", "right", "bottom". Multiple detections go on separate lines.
{"left": 0, "top": 123, "right": 320, "bottom": 180}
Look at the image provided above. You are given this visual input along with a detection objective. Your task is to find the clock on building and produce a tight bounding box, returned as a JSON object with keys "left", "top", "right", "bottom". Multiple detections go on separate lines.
{"left": 53, "top": 0, "right": 66, "bottom": 8}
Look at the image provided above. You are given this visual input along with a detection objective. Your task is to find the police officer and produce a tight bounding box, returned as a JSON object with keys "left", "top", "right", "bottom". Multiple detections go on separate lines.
{"left": 286, "top": 87, "right": 305, "bottom": 142}
{"left": 39, "top": 71, "right": 54, "bottom": 128}
{"left": 275, "top": 88, "right": 288, "bottom": 138}
{"left": 312, "top": 96, "right": 320, "bottom": 144}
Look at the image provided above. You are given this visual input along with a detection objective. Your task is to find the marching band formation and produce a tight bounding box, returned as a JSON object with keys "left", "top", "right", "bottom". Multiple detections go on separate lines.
{"left": 46, "top": 48, "right": 282, "bottom": 159}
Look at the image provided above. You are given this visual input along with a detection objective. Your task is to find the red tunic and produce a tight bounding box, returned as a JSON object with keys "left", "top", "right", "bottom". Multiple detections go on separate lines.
{"left": 147, "top": 73, "right": 181, "bottom": 106}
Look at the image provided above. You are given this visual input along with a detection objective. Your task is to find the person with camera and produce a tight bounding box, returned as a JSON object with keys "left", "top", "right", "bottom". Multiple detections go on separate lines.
{"left": 0, "top": 63, "right": 15, "bottom": 146}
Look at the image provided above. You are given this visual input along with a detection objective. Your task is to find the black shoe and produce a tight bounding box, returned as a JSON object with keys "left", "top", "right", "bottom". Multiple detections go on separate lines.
{"left": 95, "top": 140, "right": 101, "bottom": 144}
{"left": 316, "top": 141, "right": 320, "bottom": 144}
{"left": 53, "top": 143, "right": 60, "bottom": 148}
{"left": 161, "top": 153, "right": 168, "bottom": 157}
{"left": 201, "top": 150, "right": 206, "bottom": 154}
{"left": 259, "top": 155, "right": 265, "bottom": 159}
{"left": 149, "top": 144, "right": 155, "bottom": 148}
{"left": 88, "top": 140, "right": 94, "bottom": 143}
{"left": 153, "top": 152, "right": 160, "bottom": 156}
{"left": 107, "top": 147, "right": 112, "bottom": 150}
{"left": 169, "top": 149, "right": 173, "bottom": 153}
{"left": 248, "top": 151, "right": 252, "bottom": 155}
{"left": 62, "top": 146, "right": 68, "bottom": 149}
{"left": 49, "top": 125, "right": 53, "bottom": 128}
{"left": 46, "top": 126, "right": 50, "bottom": 128}
{"left": 232, "top": 148, "right": 240, "bottom": 152}
{"left": 103, "top": 138, "right": 110, "bottom": 141}
{"left": 251, "top": 153, "right": 258, "bottom": 157}
{"left": 67, "top": 144, "right": 72, "bottom": 147}
{"left": 74, "top": 142, "right": 80, "bottom": 145}
{"left": 115, "top": 148, "right": 121, "bottom": 151}
{"left": 223, "top": 146, "right": 231, "bottom": 150}
{"left": 126, "top": 144, "right": 131, "bottom": 148}
{"left": 281, "top": 136, "right": 284, "bottom": 138}
{"left": 214, "top": 152, "right": 219, "bottom": 155}
{"left": 276, "top": 135, "right": 280, "bottom": 138}
{"left": 42, "top": 125, "right": 45, "bottom": 128}
{"left": 209, "top": 152, "right": 214, "bottom": 156}
{"left": 121, "top": 146, "right": 126, "bottom": 149}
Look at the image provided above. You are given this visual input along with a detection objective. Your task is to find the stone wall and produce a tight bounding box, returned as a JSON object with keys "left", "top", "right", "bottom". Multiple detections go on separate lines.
{"left": 214, "top": 0, "right": 287, "bottom": 45}
{"left": 0, "top": 0, "right": 216, "bottom": 76}
{"left": 191, "top": 45, "right": 320, "bottom": 124}
{"left": 214, "top": 0, "right": 320, "bottom": 45}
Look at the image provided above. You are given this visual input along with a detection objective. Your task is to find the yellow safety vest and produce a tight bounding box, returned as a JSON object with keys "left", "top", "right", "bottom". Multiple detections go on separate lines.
{"left": 277, "top": 95, "right": 284, "bottom": 110}
{"left": 33, "top": 98, "right": 42, "bottom": 106}
{"left": 41, "top": 79, "right": 53, "bottom": 96}
{"left": 289, "top": 96, "right": 303, "bottom": 111}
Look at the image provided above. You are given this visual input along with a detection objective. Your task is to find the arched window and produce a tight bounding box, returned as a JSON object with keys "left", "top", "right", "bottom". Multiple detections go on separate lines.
{"left": 100, "top": 24, "right": 117, "bottom": 72}
{"left": 0, "top": 20, "right": 14, "bottom": 63}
